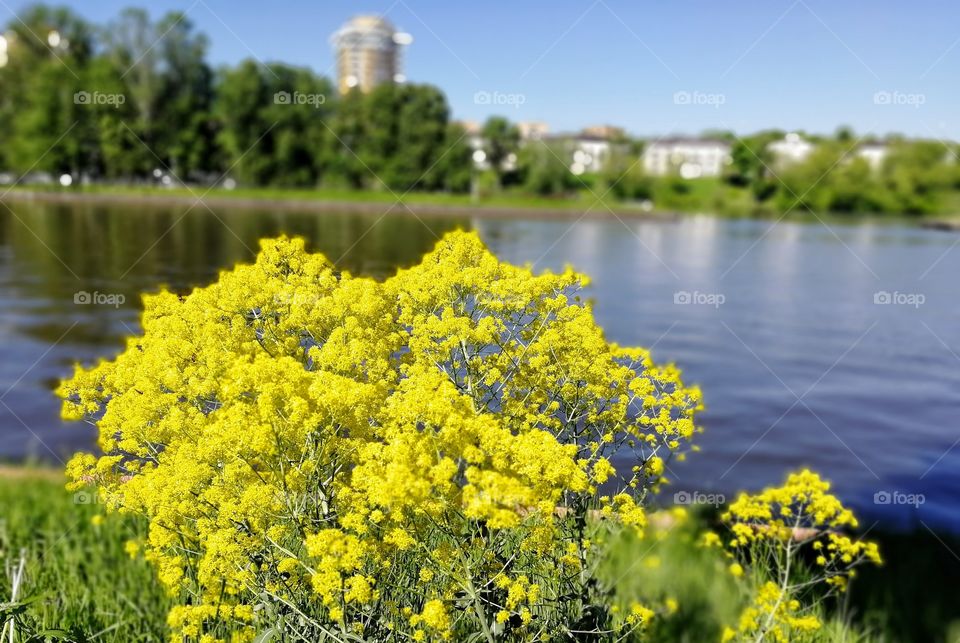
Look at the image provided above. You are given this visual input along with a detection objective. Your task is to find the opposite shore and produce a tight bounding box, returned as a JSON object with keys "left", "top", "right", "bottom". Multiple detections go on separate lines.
{"left": 0, "top": 186, "right": 676, "bottom": 221}
{"left": 3, "top": 185, "right": 960, "bottom": 229}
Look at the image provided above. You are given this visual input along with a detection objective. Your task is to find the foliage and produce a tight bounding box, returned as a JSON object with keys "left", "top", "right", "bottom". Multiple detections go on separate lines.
{"left": 481, "top": 117, "right": 520, "bottom": 186}
{"left": 0, "top": 5, "right": 469, "bottom": 192}
{"left": 0, "top": 472, "right": 911, "bottom": 643}
{"left": 0, "top": 472, "right": 170, "bottom": 642}
{"left": 3, "top": 5, "right": 960, "bottom": 213}
{"left": 712, "top": 470, "right": 882, "bottom": 643}
{"left": 519, "top": 140, "right": 580, "bottom": 196}
{"left": 58, "top": 231, "right": 704, "bottom": 641}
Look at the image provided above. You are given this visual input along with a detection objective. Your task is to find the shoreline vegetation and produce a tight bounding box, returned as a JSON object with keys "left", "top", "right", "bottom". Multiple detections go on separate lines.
{"left": 3, "top": 184, "right": 959, "bottom": 227}
{"left": 1, "top": 464, "right": 958, "bottom": 641}
{"left": 4, "top": 7, "right": 960, "bottom": 229}
{"left": 0, "top": 185, "right": 674, "bottom": 220}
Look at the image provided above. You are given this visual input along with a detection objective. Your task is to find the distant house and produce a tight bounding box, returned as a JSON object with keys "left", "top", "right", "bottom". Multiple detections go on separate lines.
{"left": 517, "top": 121, "right": 549, "bottom": 141}
{"left": 567, "top": 134, "right": 614, "bottom": 175}
{"left": 642, "top": 138, "right": 732, "bottom": 178}
{"left": 540, "top": 128, "right": 628, "bottom": 175}
{"left": 581, "top": 125, "right": 625, "bottom": 140}
{"left": 768, "top": 132, "right": 815, "bottom": 166}
{"left": 856, "top": 143, "right": 889, "bottom": 170}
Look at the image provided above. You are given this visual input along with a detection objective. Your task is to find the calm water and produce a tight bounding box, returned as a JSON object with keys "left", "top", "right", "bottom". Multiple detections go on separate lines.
{"left": 1, "top": 200, "right": 958, "bottom": 532}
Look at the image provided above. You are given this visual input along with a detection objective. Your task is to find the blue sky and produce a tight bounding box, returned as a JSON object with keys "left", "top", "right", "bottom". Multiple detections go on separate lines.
{"left": 9, "top": 0, "right": 959, "bottom": 139}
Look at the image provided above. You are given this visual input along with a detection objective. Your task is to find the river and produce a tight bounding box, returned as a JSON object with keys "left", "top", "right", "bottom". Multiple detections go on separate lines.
{"left": 1, "top": 199, "right": 957, "bottom": 531}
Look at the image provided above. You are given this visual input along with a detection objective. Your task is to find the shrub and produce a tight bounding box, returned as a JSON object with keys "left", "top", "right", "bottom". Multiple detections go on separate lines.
{"left": 58, "top": 231, "right": 703, "bottom": 641}
{"left": 713, "top": 470, "right": 882, "bottom": 642}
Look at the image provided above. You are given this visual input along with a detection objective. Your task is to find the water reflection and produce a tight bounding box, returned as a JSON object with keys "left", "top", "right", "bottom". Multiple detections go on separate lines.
{"left": 0, "top": 199, "right": 465, "bottom": 461}
{"left": 2, "top": 202, "right": 960, "bottom": 532}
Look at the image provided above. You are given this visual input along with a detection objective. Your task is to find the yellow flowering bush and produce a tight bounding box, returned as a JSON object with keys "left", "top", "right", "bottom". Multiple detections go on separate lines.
{"left": 716, "top": 470, "right": 882, "bottom": 643}
{"left": 58, "top": 231, "right": 703, "bottom": 641}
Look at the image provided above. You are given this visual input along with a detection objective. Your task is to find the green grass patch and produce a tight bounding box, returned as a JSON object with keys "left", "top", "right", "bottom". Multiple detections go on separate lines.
{"left": 0, "top": 471, "right": 169, "bottom": 642}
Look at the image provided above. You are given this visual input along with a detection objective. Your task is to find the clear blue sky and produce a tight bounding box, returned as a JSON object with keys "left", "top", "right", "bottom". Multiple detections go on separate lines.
{"left": 9, "top": 0, "right": 959, "bottom": 140}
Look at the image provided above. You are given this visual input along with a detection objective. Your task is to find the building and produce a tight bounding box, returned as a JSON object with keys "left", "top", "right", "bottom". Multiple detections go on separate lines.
{"left": 517, "top": 121, "right": 549, "bottom": 141}
{"left": 642, "top": 138, "right": 732, "bottom": 178}
{"left": 856, "top": 143, "right": 889, "bottom": 170}
{"left": 581, "top": 125, "right": 625, "bottom": 140}
{"left": 0, "top": 32, "right": 8, "bottom": 68}
{"left": 566, "top": 134, "right": 615, "bottom": 175}
{"left": 331, "top": 16, "right": 412, "bottom": 94}
{"left": 768, "top": 132, "right": 815, "bottom": 166}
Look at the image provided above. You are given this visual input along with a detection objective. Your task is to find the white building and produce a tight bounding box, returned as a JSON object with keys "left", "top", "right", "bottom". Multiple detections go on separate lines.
{"left": 517, "top": 121, "right": 549, "bottom": 141}
{"left": 568, "top": 135, "right": 613, "bottom": 175}
{"left": 331, "top": 16, "right": 412, "bottom": 94}
{"left": 642, "top": 138, "right": 732, "bottom": 178}
{"left": 856, "top": 143, "right": 889, "bottom": 170}
{"left": 768, "top": 132, "right": 815, "bottom": 166}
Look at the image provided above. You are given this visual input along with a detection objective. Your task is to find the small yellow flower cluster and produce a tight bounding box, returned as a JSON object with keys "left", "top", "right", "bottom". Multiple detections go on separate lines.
{"left": 722, "top": 581, "right": 821, "bottom": 643}
{"left": 723, "top": 469, "right": 859, "bottom": 546}
{"left": 715, "top": 470, "right": 882, "bottom": 642}
{"left": 410, "top": 599, "right": 450, "bottom": 640}
{"left": 58, "top": 231, "right": 703, "bottom": 640}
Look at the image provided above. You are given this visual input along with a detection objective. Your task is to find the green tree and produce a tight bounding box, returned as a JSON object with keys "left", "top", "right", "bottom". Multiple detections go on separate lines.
{"left": 432, "top": 122, "right": 474, "bottom": 193}
{"left": 519, "top": 140, "right": 577, "bottom": 196}
{"left": 102, "top": 9, "right": 217, "bottom": 180}
{"left": 880, "top": 140, "right": 953, "bottom": 214}
{"left": 481, "top": 116, "right": 519, "bottom": 187}
{"left": 2, "top": 5, "right": 97, "bottom": 178}
{"left": 216, "top": 60, "right": 333, "bottom": 187}
{"left": 600, "top": 148, "right": 651, "bottom": 201}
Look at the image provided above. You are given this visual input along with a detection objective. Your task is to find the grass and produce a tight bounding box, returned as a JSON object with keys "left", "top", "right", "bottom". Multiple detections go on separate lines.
{"left": 3, "top": 182, "right": 645, "bottom": 215}
{"left": 0, "top": 469, "right": 169, "bottom": 642}
{"left": 0, "top": 471, "right": 957, "bottom": 642}
{"left": 9, "top": 178, "right": 960, "bottom": 221}
{"left": 602, "top": 512, "right": 887, "bottom": 643}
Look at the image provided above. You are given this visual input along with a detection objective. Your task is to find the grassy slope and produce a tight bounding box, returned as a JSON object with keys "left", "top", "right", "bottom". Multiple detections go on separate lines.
{"left": 0, "top": 471, "right": 169, "bottom": 642}
{"left": 4, "top": 183, "right": 637, "bottom": 214}
{"left": 1, "top": 472, "right": 956, "bottom": 642}
{"left": 8, "top": 179, "right": 957, "bottom": 220}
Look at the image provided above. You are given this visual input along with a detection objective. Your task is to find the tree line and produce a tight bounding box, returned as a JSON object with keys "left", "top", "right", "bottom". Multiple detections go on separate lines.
{"left": 2, "top": 5, "right": 959, "bottom": 215}
{"left": 0, "top": 5, "right": 480, "bottom": 192}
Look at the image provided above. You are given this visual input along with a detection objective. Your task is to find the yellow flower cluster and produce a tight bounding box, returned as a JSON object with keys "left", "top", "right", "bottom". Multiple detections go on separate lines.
{"left": 721, "top": 581, "right": 821, "bottom": 643}
{"left": 723, "top": 469, "right": 859, "bottom": 545}
{"left": 716, "top": 470, "right": 882, "bottom": 642}
{"left": 58, "top": 231, "right": 702, "bottom": 640}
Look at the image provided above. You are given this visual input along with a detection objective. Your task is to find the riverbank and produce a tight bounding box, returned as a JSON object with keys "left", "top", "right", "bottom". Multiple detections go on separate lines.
{"left": 0, "top": 186, "right": 680, "bottom": 221}
{"left": 0, "top": 465, "right": 957, "bottom": 641}
{"left": 4, "top": 184, "right": 957, "bottom": 227}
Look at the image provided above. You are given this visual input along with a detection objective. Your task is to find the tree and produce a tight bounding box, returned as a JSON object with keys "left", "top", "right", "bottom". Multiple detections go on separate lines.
{"left": 433, "top": 122, "right": 474, "bottom": 193}
{"left": 725, "top": 130, "right": 782, "bottom": 191}
{"left": 481, "top": 116, "right": 519, "bottom": 186}
{"left": 519, "top": 140, "right": 578, "bottom": 196}
{"left": 2, "top": 5, "right": 97, "bottom": 177}
{"left": 215, "top": 60, "right": 333, "bottom": 187}
{"left": 102, "top": 9, "right": 217, "bottom": 180}
{"left": 600, "top": 148, "right": 652, "bottom": 201}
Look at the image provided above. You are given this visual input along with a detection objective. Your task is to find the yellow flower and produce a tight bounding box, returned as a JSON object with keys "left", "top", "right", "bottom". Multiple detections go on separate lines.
{"left": 57, "top": 231, "right": 704, "bottom": 639}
